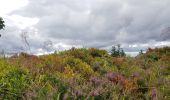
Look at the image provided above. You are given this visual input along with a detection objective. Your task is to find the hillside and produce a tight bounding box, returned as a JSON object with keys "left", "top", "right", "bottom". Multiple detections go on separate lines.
{"left": 0, "top": 47, "right": 170, "bottom": 99}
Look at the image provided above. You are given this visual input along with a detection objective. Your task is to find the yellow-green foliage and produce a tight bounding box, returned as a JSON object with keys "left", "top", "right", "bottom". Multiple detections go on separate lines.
{"left": 0, "top": 47, "right": 169, "bottom": 99}
{"left": 0, "top": 59, "right": 31, "bottom": 99}
{"left": 66, "top": 57, "right": 95, "bottom": 78}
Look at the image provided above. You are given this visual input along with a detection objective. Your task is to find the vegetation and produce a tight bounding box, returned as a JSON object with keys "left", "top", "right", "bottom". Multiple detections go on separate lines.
{"left": 0, "top": 17, "right": 5, "bottom": 30}
{"left": 0, "top": 17, "right": 5, "bottom": 37}
{"left": 111, "top": 44, "right": 126, "bottom": 57}
{"left": 0, "top": 47, "right": 170, "bottom": 99}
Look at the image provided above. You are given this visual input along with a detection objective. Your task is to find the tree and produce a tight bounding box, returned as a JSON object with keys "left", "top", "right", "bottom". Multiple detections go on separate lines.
{"left": 139, "top": 50, "right": 143, "bottom": 55}
{"left": 111, "top": 46, "right": 117, "bottom": 57}
{"left": 43, "top": 40, "right": 53, "bottom": 52}
{"left": 0, "top": 17, "right": 5, "bottom": 30}
{"left": 117, "top": 44, "right": 121, "bottom": 55}
{"left": 20, "top": 31, "right": 30, "bottom": 53}
{"left": 111, "top": 44, "right": 126, "bottom": 57}
{"left": 161, "top": 27, "right": 170, "bottom": 40}
{"left": 120, "top": 49, "right": 126, "bottom": 57}
{"left": 0, "top": 17, "right": 5, "bottom": 37}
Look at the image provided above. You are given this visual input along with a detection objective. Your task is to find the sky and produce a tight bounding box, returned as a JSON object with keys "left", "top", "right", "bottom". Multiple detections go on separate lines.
{"left": 0, "top": 0, "right": 170, "bottom": 56}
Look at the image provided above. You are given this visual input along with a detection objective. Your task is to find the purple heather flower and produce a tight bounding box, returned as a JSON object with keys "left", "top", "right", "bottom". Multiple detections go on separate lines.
{"left": 152, "top": 89, "right": 158, "bottom": 100}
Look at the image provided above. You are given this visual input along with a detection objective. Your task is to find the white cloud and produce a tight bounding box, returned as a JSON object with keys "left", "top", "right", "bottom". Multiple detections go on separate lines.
{"left": 0, "top": 0, "right": 28, "bottom": 15}
{"left": 7, "top": 15, "right": 39, "bottom": 29}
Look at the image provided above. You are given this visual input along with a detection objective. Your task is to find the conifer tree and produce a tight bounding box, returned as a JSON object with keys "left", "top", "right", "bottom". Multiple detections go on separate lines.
{"left": 111, "top": 44, "right": 126, "bottom": 57}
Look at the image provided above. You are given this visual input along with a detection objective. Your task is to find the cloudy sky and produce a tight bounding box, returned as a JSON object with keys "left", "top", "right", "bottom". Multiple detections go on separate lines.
{"left": 0, "top": 0, "right": 170, "bottom": 56}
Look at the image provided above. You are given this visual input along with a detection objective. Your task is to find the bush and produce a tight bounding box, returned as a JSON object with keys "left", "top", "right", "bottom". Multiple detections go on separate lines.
{"left": 66, "top": 57, "right": 95, "bottom": 78}
{"left": 0, "top": 68, "right": 30, "bottom": 99}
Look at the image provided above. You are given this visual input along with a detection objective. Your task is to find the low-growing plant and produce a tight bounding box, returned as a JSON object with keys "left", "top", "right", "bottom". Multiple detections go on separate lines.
{"left": 0, "top": 47, "right": 169, "bottom": 99}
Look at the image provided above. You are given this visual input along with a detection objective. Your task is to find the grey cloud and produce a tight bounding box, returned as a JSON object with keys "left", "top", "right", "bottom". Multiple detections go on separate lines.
{"left": 3, "top": 0, "right": 170, "bottom": 53}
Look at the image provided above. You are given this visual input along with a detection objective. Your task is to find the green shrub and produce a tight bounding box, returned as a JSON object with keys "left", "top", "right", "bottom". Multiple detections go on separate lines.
{"left": 66, "top": 57, "right": 94, "bottom": 78}
{"left": 0, "top": 68, "right": 30, "bottom": 99}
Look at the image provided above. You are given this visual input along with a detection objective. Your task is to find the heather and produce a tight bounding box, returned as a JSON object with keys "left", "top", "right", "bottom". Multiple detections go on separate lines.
{"left": 0, "top": 47, "right": 170, "bottom": 100}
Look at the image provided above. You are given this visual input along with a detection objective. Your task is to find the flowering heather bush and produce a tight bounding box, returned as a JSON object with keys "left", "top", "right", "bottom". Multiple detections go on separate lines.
{"left": 0, "top": 47, "right": 169, "bottom": 99}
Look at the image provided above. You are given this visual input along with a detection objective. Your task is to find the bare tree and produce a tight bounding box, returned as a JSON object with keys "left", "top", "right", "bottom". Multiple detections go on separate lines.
{"left": 161, "top": 27, "right": 170, "bottom": 40}
{"left": 20, "top": 31, "right": 30, "bottom": 53}
{"left": 43, "top": 40, "right": 53, "bottom": 52}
